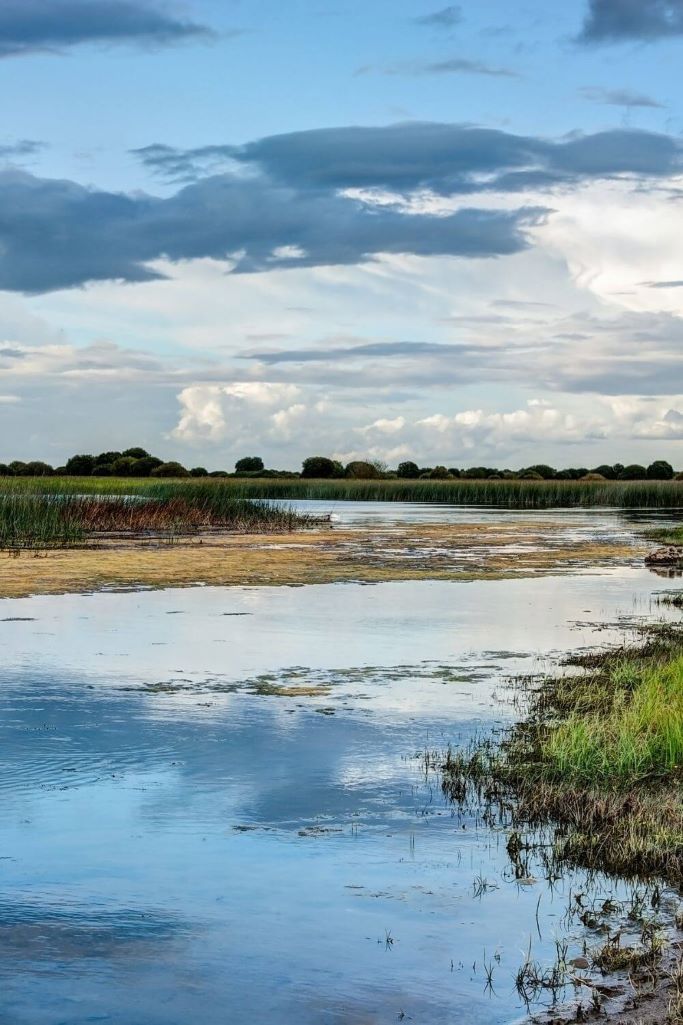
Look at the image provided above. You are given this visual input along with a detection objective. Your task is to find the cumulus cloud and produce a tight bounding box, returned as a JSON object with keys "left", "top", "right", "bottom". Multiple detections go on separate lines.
{"left": 577, "top": 0, "right": 683, "bottom": 44}
{"left": 0, "top": 0, "right": 214, "bottom": 57}
{"left": 171, "top": 382, "right": 302, "bottom": 443}
{"left": 354, "top": 398, "right": 683, "bottom": 461}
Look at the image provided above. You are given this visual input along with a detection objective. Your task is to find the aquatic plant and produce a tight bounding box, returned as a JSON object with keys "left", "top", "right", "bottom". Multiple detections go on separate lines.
{"left": 1, "top": 474, "right": 682, "bottom": 507}
{"left": 0, "top": 486, "right": 312, "bottom": 549}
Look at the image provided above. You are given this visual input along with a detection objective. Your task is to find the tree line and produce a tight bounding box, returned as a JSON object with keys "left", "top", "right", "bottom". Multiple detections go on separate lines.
{"left": 0, "top": 450, "right": 678, "bottom": 481}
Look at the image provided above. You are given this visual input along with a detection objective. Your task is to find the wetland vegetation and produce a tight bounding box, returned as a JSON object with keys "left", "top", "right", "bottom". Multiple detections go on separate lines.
{"left": 0, "top": 481, "right": 312, "bottom": 549}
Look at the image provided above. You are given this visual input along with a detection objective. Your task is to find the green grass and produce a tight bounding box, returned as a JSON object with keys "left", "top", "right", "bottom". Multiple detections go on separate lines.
{"left": 647, "top": 525, "right": 683, "bottom": 544}
{"left": 2, "top": 475, "right": 683, "bottom": 508}
{"left": 543, "top": 655, "right": 683, "bottom": 784}
{"left": 441, "top": 625, "right": 683, "bottom": 881}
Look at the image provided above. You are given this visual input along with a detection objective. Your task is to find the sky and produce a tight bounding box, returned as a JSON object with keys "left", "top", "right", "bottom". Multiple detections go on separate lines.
{"left": 0, "top": 0, "right": 682, "bottom": 470}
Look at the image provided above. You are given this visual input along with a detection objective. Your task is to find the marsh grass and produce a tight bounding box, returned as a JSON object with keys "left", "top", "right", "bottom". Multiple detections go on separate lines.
{"left": 3, "top": 475, "right": 683, "bottom": 508}
{"left": 543, "top": 655, "right": 683, "bottom": 784}
{"left": 442, "top": 623, "right": 683, "bottom": 882}
{"left": 0, "top": 484, "right": 312, "bottom": 549}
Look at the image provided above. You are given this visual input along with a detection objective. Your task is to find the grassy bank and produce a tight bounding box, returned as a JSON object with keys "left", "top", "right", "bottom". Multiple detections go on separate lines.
{"left": 443, "top": 623, "right": 683, "bottom": 883}
{"left": 0, "top": 483, "right": 311, "bottom": 549}
{"left": 1, "top": 474, "right": 683, "bottom": 508}
{"left": 647, "top": 525, "right": 683, "bottom": 545}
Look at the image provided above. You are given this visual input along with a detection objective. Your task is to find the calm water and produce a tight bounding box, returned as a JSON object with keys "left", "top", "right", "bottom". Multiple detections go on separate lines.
{"left": 0, "top": 511, "right": 679, "bottom": 1024}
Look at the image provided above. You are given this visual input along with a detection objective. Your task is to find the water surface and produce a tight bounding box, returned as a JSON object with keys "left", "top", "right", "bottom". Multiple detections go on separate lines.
{"left": 0, "top": 511, "right": 679, "bottom": 1024}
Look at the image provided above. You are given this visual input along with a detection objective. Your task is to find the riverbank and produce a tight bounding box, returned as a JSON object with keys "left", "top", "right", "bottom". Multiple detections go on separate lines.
{"left": 442, "top": 611, "right": 683, "bottom": 1023}
{"left": 0, "top": 520, "right": 645, "bottom": 598}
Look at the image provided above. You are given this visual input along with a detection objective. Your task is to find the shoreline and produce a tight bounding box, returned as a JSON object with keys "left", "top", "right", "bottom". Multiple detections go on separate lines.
{"left": 441, "top": 612, "right": 683, "bottom": 1024}
{"left": 0, "top": 520, "right": 646, "bottom": 599}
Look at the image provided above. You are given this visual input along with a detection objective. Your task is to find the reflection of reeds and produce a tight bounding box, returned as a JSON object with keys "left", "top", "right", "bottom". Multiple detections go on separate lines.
{"left": 0, "top": 486, "right": 311, "bottom": 549}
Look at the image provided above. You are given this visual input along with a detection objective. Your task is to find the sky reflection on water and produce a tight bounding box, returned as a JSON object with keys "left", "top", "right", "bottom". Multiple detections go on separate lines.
{"left": 0, "top": 558, "right": 679, "bottom": 1024}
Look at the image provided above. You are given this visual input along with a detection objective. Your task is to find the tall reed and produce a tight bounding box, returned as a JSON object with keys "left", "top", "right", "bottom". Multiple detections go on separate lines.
{"left": 0, "top": 487, "right": 310, "bottom": 549}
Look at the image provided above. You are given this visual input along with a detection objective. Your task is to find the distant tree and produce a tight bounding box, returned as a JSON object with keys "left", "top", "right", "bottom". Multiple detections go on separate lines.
{"left": 65, "top": 454, "right": 96, "bottom": 476}
{"left": 524, "top": 464, "right": 556, "bottom": 479}
{"left": 647, "top": 460, "right": 674, "bottom": 480}
{"left": 111, "top": 456, "right": 137, "bottom": 476}
{"left": 463, "top": 466, "right": 488, "bottom": 479}
{"left": 580, "top": 472, "right": 607, "bottom": 481}
{"left": 151, "top": 461, "right": 190, "bottom": 478}
{"left": 95, "top": 451, "right": 122, "bottom": 465}
{"left": 91, "top": 464, "right": 112, "bottom": 476}
{"left": 123, "top": 447, "right": 150, "bottom": 459}
{"left": 235, "top": 456, "right": 264, "bottom": 473}
{"left": 447, "top": 467, "right": 461, "bottom": 478}
{"left": 519, "top": 470, "right": 544, "bottom": 480}
{"left": 345, "top": 460, "right": 378, "bottom": 479}
{"left": 190, "top": 466, "right": 209, "bottom": 477}
{"left": 397, "top": 461, "right": 420, "bottom": 478}
{"left": 0, "top": 464, "right": 10, "bottom": 476}
{"left": 129, "top": 456, "right": 162, "bottom": 477}
{"left": 591, "top": 465, "right": 616, "bottom": 480}
{"left": 23, "top": 461, "right": 53, "bottom": 476}
{"left": 612, "top": 463, "right": 624, "bottom": 476}
{"left": 618, "top": 464, "right": 647, "bottom": 480}
{"left": 209, "top": 470, "right": 229, "bottom": 477}
{"left": 301, "top": 456, "right": 337, "bottom": 478}
{"left": 428, "top": 465, "right": 449, "bottom": 479}
{"left": 8, "top": 460, "right": 27, "bottom": 475}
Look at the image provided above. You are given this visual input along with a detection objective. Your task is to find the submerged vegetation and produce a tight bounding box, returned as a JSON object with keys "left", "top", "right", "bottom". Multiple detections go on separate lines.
{"left": 0, "top": 482, "right": 311, "bottom": 549}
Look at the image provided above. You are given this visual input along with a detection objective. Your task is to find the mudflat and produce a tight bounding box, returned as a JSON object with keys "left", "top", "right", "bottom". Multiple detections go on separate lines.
{"left": 0, "top": 520, "right": 644, "bottom": 598}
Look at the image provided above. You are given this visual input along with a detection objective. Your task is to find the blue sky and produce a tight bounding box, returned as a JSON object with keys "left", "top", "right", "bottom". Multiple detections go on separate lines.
{"left": 1, "top": 0, "right": 682, "bottom": 469}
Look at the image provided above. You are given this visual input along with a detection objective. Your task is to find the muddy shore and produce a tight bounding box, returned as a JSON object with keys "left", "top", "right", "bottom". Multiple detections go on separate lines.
{"left": 0, "top": 520, "right": 645, "bottom": 598}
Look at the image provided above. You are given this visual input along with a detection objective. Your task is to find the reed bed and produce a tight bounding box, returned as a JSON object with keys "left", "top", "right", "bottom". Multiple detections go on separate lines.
{"left": 191, "top": 477, "right": 683, "bottom": 508}
{"left": 0, "top": 486, "right": 309, "bottom": 549}
{"left": 1, "top": 475, "right": 682, "bottom": 507}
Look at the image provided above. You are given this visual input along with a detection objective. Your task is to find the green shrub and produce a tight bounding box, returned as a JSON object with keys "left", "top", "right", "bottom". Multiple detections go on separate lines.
{"left": 397, "top": 461, "right": 419, "bottom": 479}
{"left": 151, "top": 462, "right": 190, "bottom": 478}
{"left": 235, "top": 456, "right": 264, "bottom": 473}
{"left": 345, "top": 460, "right": 378, "bottom": 479}
{"left": 619, "top": 464, "right": 647, "bottom": 480}
{"left": 647, "top": 460, "right": 674, "bottom": 480}
{"left": 302, "top": 456, "right": 338, "bottom": 478}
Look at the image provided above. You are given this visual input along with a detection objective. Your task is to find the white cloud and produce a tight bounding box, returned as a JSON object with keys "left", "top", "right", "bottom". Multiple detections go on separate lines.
{"left": 171, "top": 382, "right": 302, "bottom": 443}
